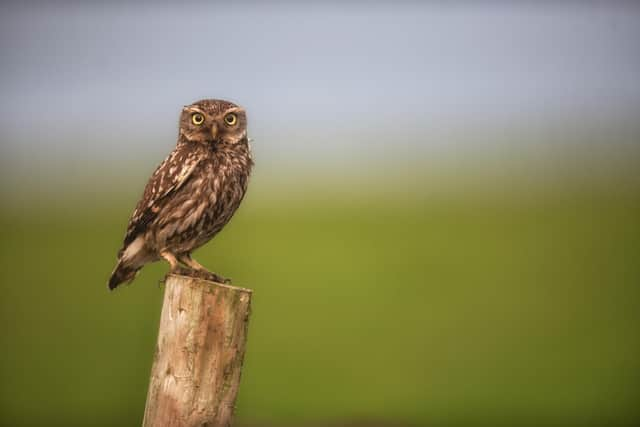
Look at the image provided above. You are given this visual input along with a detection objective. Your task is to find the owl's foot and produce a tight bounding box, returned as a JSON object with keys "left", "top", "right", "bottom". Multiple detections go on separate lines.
{"left": 173, "top": 266, "right": 195, "bottom": 277}
{"left": 176, "top": 254, "right": 232, "bottom": 284}
{"left": 167, "top": 265, "right": 231, "bottom": 284}
{"left": 189, "top": 269, "right": 231, "bottom": 284}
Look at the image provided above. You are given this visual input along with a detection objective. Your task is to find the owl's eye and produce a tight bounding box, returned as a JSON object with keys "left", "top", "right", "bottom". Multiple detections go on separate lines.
{"left": 191, "top": 113, "right": 205, "bottom": 125}
{"left": 224, "top": 113, "right": 237, "bottom": 126}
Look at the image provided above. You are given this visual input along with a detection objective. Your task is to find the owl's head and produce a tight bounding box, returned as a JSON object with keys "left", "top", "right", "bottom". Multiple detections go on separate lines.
{"left": 178, "top": 99, "right": 247, "bottom": 145}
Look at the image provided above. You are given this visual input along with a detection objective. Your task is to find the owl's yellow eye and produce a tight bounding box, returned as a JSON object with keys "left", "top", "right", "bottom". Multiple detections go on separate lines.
{"left": 224, "top": 113, "right": 237, "bottom": 126}
{"left": 191, "top": 113, "right": 205, "bottom": 125}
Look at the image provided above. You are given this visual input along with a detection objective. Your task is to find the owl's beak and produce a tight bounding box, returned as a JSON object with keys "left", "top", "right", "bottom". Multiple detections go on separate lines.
{"left": 211, "top": 124, "right": 218, "bottom": 141}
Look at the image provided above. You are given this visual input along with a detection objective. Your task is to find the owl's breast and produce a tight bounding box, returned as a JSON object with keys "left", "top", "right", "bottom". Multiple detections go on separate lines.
{"left": 199, "top": 159, "right": 249, "bottom": 232}
{"left": 151, "top": 145, "right": 251, "bottom": 254}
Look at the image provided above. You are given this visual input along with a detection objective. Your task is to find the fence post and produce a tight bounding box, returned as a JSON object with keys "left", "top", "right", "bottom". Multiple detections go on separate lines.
{"left": 142, "top": 274, "right": 252, "bottom": 427}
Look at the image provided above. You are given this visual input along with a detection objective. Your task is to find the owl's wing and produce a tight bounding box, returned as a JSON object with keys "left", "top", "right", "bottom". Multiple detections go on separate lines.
{"left": 119, "top": 143, "right": 201, "bottom": 255}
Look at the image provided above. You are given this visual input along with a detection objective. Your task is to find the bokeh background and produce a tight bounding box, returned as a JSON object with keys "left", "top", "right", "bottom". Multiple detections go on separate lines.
{"left": 1, "top": 1, "right": 639, "bottom": 426}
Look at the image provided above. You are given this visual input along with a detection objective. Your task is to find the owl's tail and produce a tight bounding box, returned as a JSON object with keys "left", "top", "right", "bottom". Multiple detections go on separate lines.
{"left": 108, "top": 258, "right": 140, "bottom": 290}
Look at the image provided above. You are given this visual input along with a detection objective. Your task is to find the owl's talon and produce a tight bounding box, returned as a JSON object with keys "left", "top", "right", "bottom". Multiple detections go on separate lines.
{"left": 198, "top": 270, "right": 230, "bottom": 284}
{"left": 168, "top": 267, "right": 229, "bottom": 284}
{"left": 171, "top": 266, "right": 193, "bottom": 277}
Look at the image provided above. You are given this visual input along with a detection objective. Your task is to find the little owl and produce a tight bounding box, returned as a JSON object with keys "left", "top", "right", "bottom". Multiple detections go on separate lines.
{"left": 108, "top": 99, "right": 253, "bottom": 290}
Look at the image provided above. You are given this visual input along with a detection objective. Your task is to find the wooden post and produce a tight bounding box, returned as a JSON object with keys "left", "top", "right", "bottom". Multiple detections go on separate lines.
{"left": 143, "top": 274, "right": 252, "bottom": 427}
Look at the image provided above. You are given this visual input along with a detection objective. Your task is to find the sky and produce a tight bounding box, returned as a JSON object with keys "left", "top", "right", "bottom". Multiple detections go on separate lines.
{"left": 1, "top": 1, "right": 639, "bottom": 179}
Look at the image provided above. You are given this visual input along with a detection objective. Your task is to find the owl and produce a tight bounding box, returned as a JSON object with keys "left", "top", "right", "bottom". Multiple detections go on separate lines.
{"left": 108, "top": 99, "right": 253, "bottom": 290}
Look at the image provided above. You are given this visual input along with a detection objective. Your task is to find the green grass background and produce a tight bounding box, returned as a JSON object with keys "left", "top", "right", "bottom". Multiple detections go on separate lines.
{"left": 1, "top": 169, "right": 639, "bottom": 426}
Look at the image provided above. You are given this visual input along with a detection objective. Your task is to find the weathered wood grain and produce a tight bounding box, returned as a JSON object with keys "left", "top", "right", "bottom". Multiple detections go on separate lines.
{"left": 143, "top": 274, "right": 252, "bottom": 427}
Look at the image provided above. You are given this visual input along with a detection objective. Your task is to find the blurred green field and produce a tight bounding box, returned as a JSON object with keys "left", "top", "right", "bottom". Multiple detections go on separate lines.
{"left": 1, "top": 179, "right": 639, "bottom": 426}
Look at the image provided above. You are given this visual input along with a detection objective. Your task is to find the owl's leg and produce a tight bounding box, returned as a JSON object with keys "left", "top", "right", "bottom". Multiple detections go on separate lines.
{"left": 160, "top": 251, "right": 183, "bottom": 273}
{"left": 178, "top": 253, "right": 231, "bottom": 284}
{"left": 178, "top": 253, "right": 207, "bottom": 271}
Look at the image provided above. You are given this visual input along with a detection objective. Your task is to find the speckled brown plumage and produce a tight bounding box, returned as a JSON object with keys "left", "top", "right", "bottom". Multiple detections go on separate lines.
{"left": 108, "top": 99, "right": 253, "bottom": 290}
